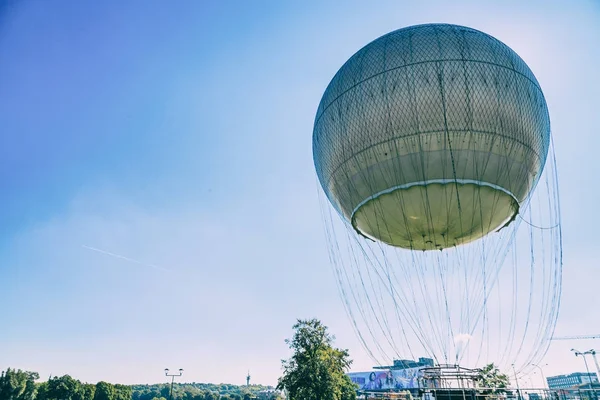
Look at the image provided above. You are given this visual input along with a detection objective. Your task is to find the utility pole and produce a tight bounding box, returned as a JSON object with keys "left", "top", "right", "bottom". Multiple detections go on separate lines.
{"left": 165, "top": 368, "right": 183, "bottom": 400}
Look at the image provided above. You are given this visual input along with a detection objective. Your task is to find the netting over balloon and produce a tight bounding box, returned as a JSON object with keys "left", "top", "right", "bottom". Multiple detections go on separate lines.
{"left": 313, "top": 23, "right": 561, "bottom": 375}
{"left": 314, "top": 23, "right": 550, "bottom": 251}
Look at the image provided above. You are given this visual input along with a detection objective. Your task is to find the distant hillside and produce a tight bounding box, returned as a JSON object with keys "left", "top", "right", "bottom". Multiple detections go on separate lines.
{"left": 131, "top": 382, "right": 281, "bottom": 400}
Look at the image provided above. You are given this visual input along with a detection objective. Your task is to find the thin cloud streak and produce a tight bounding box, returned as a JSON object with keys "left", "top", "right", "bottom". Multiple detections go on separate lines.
{"left": 81, "top": 244, "right": 171, "bottom": 272}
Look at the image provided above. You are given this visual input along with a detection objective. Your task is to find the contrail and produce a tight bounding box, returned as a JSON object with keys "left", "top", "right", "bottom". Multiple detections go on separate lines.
{"left": 81, "top": 245, "right": 171, "bottom": 272}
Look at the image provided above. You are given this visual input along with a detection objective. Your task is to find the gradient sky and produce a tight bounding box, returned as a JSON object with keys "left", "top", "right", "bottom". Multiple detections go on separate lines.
{"left": 1, "top": 0, "right": 599, "bottom": 388}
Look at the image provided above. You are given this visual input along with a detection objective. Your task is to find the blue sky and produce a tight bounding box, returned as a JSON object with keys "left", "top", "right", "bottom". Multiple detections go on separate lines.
{"left": 1, "top": 0, "right": 599, "bottom": 388}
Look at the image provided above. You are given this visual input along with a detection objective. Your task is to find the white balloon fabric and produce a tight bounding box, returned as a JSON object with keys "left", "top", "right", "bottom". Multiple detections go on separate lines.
{"left": 313, "top": 24, "right": 550, "bottom": 250}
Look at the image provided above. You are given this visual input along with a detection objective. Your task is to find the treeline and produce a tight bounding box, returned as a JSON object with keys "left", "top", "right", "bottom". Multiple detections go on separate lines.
{"left": 0, "top": 369, "right": 282, "bottom": 400}
{"left": 0, "top": 369, "right": 131, "bottom": 400}
{"left": 130, "top": 383, "right": 281, "bottom": 400}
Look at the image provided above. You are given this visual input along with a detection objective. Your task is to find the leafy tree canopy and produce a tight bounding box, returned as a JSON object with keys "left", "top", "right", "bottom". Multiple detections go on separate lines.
{"left": 0, "top": 368, "right": 40, "bottom": 400}
{"left": 277, "top": 318, "right": 357, "bottom": 400}
{"left": 475, "top": 363, "right": 510, "bottom": 393}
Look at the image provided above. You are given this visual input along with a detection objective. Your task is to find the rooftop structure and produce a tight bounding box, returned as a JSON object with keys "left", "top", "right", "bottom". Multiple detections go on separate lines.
{"left": 547, "top": 372, "right": 599, "bottom": 389}
{"left": 374, "top": 358, "right": 435, "bottom": 370}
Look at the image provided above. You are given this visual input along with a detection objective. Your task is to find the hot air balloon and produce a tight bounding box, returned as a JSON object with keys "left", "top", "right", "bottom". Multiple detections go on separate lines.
{"left": 313, "top": 23, "right": 561, "bottom": 375}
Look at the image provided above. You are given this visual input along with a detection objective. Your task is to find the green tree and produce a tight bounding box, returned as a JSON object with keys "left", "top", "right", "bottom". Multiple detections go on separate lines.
{"left": 46, "top": 375, "right": 82, "bottom": 400}
{"left": 36, "top": 382, "right": 49, "bottom": 400}
{"left": 159, "top": 388, "right": 170, "bottom": 400}
{"left": 277, "top": 319, "right": 357, "bottom": 400}
{"left": 475, "top": 363, "right": 510, "bottom": 393}
{"left": 113, "top": 385, "right": 131, "bottom": 400}
{"left": 0, "top": 368, "right": 40, "bottom": 400}
{"left": 81, "top": 384, "right": 96, "bottom": 400}
{"left": 93, "top": 382, "right": 115, "bottom": 400}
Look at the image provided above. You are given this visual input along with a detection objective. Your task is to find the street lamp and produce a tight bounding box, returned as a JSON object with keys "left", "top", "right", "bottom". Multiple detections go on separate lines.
{"left": 572, "top": 350, "right": 593, "bottom": 380}
{"left": 572, "top": 349, "right": 597, "bottom": 400}
{"left": 165, "top": 368, "right": 184, "bottom": 400}
{"left": 589, "top": 350, "right": 600, "bottom": 379}
{"left": 532, "top": 364, "right": 548, "bottom": 389}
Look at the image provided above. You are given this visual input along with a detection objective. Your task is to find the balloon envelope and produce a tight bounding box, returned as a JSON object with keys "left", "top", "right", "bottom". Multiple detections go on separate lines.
{"left": 313, "top": 23, "right": 550, "bottom": 250}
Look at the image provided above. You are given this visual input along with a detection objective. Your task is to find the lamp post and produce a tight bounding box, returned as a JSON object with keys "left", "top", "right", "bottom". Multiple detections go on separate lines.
{"left": 572, "top": 349, "right": 597, "bottom": 400}
{"left": 165, "top": 368, "right": 183, "bottom": 400}
{"left": 572, "top": 350, "right": 593, "bottom": 382}
{"left": 532, "top": 364, "right": 548, "bottom": 389}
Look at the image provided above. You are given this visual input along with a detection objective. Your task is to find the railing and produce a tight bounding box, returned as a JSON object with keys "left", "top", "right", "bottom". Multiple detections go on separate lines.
{"left": 356, "top": 388, "right": 600, "bottom": 400}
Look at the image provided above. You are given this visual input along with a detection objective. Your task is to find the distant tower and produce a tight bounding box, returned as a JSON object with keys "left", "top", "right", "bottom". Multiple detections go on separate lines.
{"left": 246, "top": 371, "right": 251, "bottom": 386}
